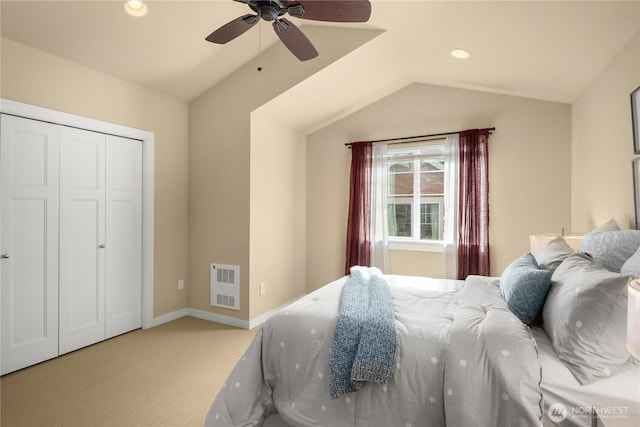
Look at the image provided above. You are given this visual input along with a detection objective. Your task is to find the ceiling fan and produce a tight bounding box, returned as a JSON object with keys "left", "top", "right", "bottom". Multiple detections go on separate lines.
{"left": 205, "top": 0, "right": 372, "bottom": 61}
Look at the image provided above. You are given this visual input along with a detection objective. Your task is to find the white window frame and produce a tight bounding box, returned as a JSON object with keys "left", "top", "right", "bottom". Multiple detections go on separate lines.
{"left": 387, "top": 143, "right": 446, "bottom": 253}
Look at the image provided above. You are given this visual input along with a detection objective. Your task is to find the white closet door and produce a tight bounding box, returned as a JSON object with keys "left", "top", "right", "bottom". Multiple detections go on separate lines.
{"left": 59, "top": 127, "right": 106, "bottom": 355}
{"left": 105, "top": 135, "right": 142, "bottom": 338}
{"left": 0, "top": 115, "right": 60, "bottom": 375}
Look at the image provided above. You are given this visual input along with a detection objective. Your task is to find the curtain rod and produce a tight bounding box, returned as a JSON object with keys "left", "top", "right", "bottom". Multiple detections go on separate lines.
{"left": 344, "top": 127, "right": 495, "bottom": 147}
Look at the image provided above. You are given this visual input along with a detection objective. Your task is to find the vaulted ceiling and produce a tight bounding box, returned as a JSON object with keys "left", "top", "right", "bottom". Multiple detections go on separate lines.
{"left": 2, "top": 1, "right": 638, "bottom": 127}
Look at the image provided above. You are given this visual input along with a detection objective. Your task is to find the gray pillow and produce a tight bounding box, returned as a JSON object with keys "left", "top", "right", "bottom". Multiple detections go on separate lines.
{"left": 590, "top": 218, "right": 621, "bottom": 233}
{"left": 534, "top": 236, "right": 574, "bottom": 273}
{"left": 621, "top": 245, "right": 640, "bottom": 277}
{"left": 500, "top": 253, "right": 552, "bottom": 324}
{"left": 543, "top": 252, "right": 629, "bottom": 384}
{"left": 579, "top": 229, "right": 640, "bottom": 272}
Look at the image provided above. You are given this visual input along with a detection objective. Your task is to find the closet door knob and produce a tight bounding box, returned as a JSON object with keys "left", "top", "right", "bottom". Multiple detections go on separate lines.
{"left": 1, "top": 254, "right": 9, "bottom": 259}
{"left": 98, "top": 245, "right": 106, "bottom": 249}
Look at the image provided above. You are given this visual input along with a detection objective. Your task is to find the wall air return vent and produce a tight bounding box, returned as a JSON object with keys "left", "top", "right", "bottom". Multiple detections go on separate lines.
{"left": 210, "top": 264, "right": 240, "bottom": 310}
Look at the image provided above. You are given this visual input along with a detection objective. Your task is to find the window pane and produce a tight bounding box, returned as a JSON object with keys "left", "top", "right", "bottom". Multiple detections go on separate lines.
{"left": 420, "top": 159, "right": 444, "bottom": 171}
{"left": 420, "top": 202, "right": 440, "bottom": 240}
{"left": 388, "top": 161, "right": 413, "bottom": 196}
{"left": 389, "top": 160, "right": 414, "bottom": 173}
{"left": 388, "top": 201, "right": 412, "bottom": 237}
{"left": 420, "top": 169, "right": 444, "bottom": 196}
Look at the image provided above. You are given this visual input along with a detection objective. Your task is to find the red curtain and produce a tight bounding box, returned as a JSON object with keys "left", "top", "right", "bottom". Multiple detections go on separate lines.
{"left": 457, "top": 129, "right": 490, "bottom": 279}
{"left": 345, "top": 141, "right": 373, "bottom": 275}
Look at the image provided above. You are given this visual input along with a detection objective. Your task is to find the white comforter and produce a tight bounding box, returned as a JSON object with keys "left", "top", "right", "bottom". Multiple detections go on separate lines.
{"left": 205, "top": 274, "right": 543, "bottom": 426}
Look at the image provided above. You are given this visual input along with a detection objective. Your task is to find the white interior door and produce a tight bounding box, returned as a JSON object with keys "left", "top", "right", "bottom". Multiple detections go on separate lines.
{"left": 105, "top": 135, "right": 142, "bottom": 338}
{"left": 59, "top": 127, "right": 106, "bottom": 355}
{"left": 1, "top": 103, "right": 149, "bottom": 373}
{"left": 0, "top": 115, "right": 60, "bottom": 375}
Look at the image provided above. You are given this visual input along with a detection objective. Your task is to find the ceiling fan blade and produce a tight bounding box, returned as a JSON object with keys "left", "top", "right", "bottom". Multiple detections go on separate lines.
{"left": 205, "top": 14, "right": 259, "bottom": 44}
{"left": 288, "top": 0, "right": 371, "bottom": 22}
{"left": 272, "top": 18, "right": 318, "bottom": 61}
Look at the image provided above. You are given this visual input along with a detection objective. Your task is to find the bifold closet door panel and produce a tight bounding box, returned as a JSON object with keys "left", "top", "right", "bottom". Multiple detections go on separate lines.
{"left": 105, "top": 135, "right": 142, "bottom": 338}
{"left": 0, "top": 115, "right": 60, "bottom": 375}
{"left": 59, "top": 127, "right": 106, "bottom": 355}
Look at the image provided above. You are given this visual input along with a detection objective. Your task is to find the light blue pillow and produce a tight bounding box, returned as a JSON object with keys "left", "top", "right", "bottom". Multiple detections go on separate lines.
{"left": 500, "top": 253, "right": 552, "bottom": 325}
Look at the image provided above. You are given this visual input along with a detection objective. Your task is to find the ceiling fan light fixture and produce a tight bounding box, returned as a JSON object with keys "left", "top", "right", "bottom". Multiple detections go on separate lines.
{"left": 450, "top": 48, "right": 471, "bottom": 59}
{"left": 123, "top": 0, "right": 148, "bottom": 17}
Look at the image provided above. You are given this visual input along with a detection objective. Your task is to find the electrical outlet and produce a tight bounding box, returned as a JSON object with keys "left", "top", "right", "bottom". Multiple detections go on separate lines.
{"left": 260, "top": 282, "right": 266, "bottom": 295}
{"left": 178, "top": 279, "right": 184, "bottom": 290}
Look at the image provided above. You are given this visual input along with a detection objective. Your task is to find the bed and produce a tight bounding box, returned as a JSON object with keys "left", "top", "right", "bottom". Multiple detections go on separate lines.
{"left": 533, "top": 327, "right": 640, "bottom": 426}
{"left": 205, "top": 223, "right": 640, "bottom": 427}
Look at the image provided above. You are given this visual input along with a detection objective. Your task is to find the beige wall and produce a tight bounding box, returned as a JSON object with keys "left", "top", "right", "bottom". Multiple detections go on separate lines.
{"left": 306, "top": 83, "right": 572, "bottom": 291}
{"left": 0, "top": 38, "right": 190, "bottom": 318}
{"left": 188, "top": 26, "right": 381, "bottom": 322}
{"left": 389, "top": 250, "right": 447, "bottom": 279}
{"left": 571, "top": 31, "right": 640, "bottom": 231}
{"left": 5, "top": 26, "right": 636, "bottom": 326}
{"left": 250, "top": 113, "right": 306, "bottom": 319}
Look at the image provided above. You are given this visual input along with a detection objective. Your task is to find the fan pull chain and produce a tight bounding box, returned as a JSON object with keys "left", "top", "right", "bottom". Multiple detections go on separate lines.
{"left": 257, "top": 21, "right": 263, "bottom": 72}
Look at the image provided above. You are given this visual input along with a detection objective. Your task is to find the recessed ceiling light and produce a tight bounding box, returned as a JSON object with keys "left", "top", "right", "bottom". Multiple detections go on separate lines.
{"left": 450, "top": 48, "right": 471, "bottom": 60}
{"left": 123, "top": 0, "right": 148, "bottom": 17}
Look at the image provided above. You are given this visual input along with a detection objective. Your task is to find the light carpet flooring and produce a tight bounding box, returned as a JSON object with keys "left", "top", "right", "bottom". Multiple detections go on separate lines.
{"left": 0, "top": 316, "right": 258, "bottom": 427}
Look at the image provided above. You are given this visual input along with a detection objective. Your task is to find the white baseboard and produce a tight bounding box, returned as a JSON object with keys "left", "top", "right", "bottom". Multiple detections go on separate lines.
{"left": 146, "top": 297, "right": 304, "bottom": 330}
{"left": 146, "top": 308, "right": 189, "bottom": 328}
{"left": 247, "top": 301, "right": 296, "bottom": 329}
{"left": 187, "top": 308, "right": 251, "bottom": 329}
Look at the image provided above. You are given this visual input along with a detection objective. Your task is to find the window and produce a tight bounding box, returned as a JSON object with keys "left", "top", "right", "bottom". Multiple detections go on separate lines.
{"left": 387, "top": 143, "right": 444, "bottom": 242}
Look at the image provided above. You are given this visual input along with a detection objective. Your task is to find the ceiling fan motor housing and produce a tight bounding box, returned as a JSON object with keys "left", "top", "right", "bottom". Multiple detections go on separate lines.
{"left": 250, "top": 0, "right": 286, "bottom": 21}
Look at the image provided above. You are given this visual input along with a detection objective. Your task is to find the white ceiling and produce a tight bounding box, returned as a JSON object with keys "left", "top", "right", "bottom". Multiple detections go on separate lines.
{"left": 1, "top": 1, "right": 639, "bottom": 117}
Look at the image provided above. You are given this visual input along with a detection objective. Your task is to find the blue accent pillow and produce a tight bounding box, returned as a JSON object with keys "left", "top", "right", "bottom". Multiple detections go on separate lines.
{"left": 500, "top": 253, "right": 552, "bottom": 324}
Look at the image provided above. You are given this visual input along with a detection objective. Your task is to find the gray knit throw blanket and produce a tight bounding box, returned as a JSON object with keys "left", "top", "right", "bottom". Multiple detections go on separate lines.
{"left": 328, "top": 266, "right": 397, "bottom": 400}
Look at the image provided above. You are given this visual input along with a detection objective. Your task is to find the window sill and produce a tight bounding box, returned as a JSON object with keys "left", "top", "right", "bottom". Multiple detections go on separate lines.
{"left": 389, "top": 240, "right": 446, "bottom": 253}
